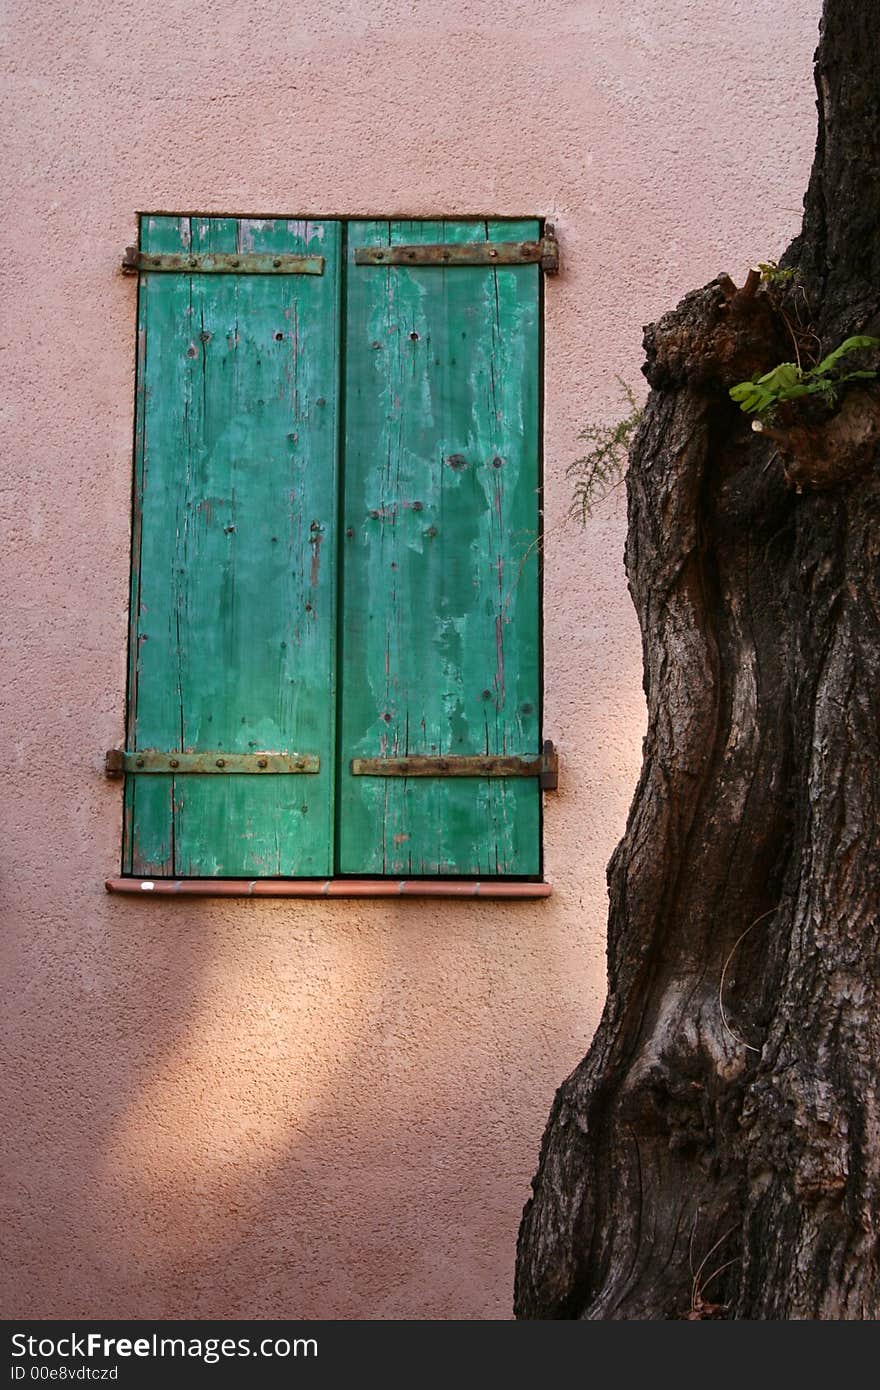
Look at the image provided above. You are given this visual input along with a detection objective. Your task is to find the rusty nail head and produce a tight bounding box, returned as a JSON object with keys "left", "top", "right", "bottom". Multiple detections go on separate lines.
{"left": 169, "top": 758, "right": 179, "bottom": 768}
{"left": 135, "top": 757, "right": 145, "bottom": 768}
{"left": 295, "top": 759, "right": 305, "bottom": 770}
{"left": 257, "top": 757, "right": 267, "bottom": 768}
{"left": 273, "top": 257, "right": 282, "bottom": 267}
{"left": 216, "top": 758, "right": 225, "bottom": 768}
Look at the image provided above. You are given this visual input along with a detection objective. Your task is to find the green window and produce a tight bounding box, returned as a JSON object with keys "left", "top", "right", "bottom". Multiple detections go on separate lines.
{"left": 121, "top": 215, "right": 546, "bottom": 880}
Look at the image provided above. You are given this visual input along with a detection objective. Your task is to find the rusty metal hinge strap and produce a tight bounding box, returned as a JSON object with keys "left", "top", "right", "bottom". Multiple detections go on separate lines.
{"left": 354, "top": 226, "right": 559, "bottom": 275}
{"left": 105, "top": 750, "right": 319, "bottom": 776}
{"left": 351, "top": 741, "right": 558, "bottom": 789}
{"left": 121, "top": 248, "right": 324, "bottom": 276}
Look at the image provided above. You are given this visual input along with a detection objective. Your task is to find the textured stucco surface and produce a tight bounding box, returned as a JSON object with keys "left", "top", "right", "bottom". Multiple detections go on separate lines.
{"left": 1, "top": 0, "right": 819, "bottom": 1319}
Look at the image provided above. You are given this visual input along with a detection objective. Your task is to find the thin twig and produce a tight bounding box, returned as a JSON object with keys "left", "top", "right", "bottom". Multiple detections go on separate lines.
{"left": 688, "top": 1206, "right": 701, "bottom": 1281}
{"left": 778, "top": 304, "right": 803, "bottom": 371}
{"left": 691, "top": 1224, "right": 737, "bottom": 1310}
{"left": 698, "top": 1256, "right": 741, "bottom": 1300}
{"left": 718, "top": 906, "right": 778, "bottom": 1053}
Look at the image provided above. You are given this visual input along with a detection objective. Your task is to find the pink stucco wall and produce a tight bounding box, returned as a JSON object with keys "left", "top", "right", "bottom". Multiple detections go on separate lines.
{"left": 2, "top": 1, "right": 819, "bottom": 1319}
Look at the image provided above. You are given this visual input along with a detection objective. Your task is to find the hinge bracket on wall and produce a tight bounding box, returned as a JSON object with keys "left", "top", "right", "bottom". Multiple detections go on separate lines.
{"left": 121, "top": 248, "right": 325, "bottom": 276}
{"left": 105, "top": 750, "right": 320, "bottom": 776}
{"left": 351, "top": 740, "right": 559, "bottom": 790}
{"left": 354, "top": 225, "right": 559, "bottom": 275}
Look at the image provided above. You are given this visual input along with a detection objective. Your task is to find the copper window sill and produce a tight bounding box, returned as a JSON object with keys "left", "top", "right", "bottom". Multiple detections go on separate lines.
{"left": 105, "top": 877, "right": 552, "bottom": 899}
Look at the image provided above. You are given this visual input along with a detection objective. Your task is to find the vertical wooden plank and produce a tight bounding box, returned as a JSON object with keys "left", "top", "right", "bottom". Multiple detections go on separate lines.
{"left": 124, "top": 215, "right": 190, "bottom": 875}
{"left": 339, "top": 219, "right": 541, "bottom": 876}
{"left": 126, "top": 216, "right": 340, "bottom": 876}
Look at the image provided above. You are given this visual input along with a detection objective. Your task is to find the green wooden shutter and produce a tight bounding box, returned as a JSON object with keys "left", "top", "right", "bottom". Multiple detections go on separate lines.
{"left": 124, "top": 216, "right": 341, "bottom": 877}
{"left": 339, "top": 220, "right": 542, "bottom": 876}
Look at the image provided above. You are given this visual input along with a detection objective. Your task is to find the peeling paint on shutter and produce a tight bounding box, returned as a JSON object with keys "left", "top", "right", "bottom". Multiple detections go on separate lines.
{"left": 124, "top": 215, "right": 341, "bottom": 877}
{"left": 338, "top": 220, "right": 542, "bottom": 877}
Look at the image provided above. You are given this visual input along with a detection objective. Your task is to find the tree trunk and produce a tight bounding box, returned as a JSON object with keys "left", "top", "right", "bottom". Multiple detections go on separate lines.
{"left": 516, "top": 0, "right": 880, "bottom": 1320}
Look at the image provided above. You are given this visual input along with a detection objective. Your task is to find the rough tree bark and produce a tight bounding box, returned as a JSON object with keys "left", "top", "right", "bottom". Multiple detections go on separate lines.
{"left": 516, "top": 0, "right": 880, "bottom": 1320}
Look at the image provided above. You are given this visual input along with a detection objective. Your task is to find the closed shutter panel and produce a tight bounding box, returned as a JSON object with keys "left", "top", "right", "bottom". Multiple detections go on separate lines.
{"left": 339, "top": 220, "right": 542, "bottom": 876}
{"left": 124, "top": 216, "right": 341, "bottom": 877}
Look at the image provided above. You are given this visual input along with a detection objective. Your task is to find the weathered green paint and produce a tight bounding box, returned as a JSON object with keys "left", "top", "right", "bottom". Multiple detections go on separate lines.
{"left": 124, "top": 215, "right": 341, "bottom": 877}
{"left": 339, "top": 219, "right": 542, "bottom": 876}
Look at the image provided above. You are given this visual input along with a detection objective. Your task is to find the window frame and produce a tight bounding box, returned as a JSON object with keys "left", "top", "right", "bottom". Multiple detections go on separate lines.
{"left": 106, "top": 212, "right": 554, "bottom": 897}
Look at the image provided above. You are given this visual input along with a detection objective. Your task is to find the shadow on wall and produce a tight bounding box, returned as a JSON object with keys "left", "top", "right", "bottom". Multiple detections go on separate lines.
{"left": 2, "top": 890, "right": 593, "bottom": 1321}
{"left": 0, "top": 602, "right": 646, "bottom": 1321}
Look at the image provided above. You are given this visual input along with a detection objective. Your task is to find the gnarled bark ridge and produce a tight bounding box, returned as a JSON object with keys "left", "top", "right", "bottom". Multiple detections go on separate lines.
{"left": 516, "top": 0, "right": 880, "bottom": 1319}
